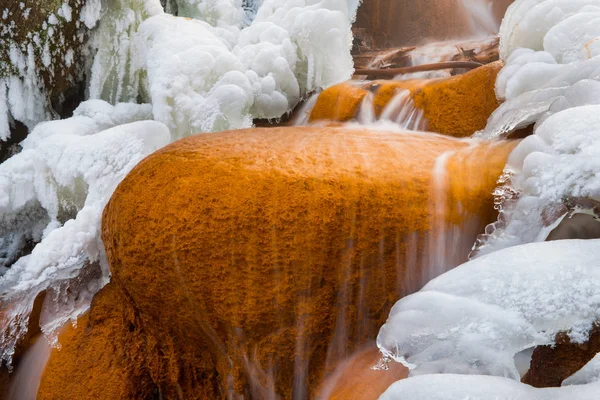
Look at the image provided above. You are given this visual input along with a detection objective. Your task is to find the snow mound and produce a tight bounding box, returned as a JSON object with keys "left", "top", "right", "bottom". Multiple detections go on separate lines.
{"left": 499, "top": 0, "right": 600, "bottom": 59}
{"left": 377, "top": 240, "right": 600, "bottom": 379}
{"left": 92, "top": 0, "right": 354, "bottom": 137}
{"left": 380, "top": 374, "right": 600, "bottom": 400}
{"left": 0, "top": 100, "right": 169, "bottom": 366}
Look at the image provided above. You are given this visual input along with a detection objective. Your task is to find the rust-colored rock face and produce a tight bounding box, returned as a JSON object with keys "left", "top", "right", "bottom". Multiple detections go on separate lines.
{"left": 309, "top": 62, "right": 503, "bottom": 137}
{"left": 523, "top": 327, "right": 600, "bottom": 388}
{"left": 41, "top": 126, "right": 515, "bottom": 398}
{"left": 38, "top": 283, "right": 158, "bottom": 400}
{"left": 354, "top": 0, "right": 514, "bottom": 48}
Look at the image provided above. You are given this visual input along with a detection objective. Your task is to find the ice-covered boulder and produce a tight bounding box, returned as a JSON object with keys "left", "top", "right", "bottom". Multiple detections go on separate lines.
{"left": 75, "top": 126, "right": 512, "bottom": 398}
{"left": 377, "top": 239, "right": 600, "bottom": 380}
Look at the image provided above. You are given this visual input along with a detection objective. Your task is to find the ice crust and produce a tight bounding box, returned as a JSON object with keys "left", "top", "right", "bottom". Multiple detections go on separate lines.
{"left": 90, "top": 0, "right": 355, "bottom": 137}
{"left": 377, "top": 240, "right": 600, "bottom": 380}
{"left": 0, "top": 99, "right": 168, "bottom": 364}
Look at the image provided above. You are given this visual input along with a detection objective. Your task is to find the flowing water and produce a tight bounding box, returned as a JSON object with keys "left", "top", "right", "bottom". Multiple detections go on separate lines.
{"left": 0, "top": 1, "right": 517, "bottom": 398}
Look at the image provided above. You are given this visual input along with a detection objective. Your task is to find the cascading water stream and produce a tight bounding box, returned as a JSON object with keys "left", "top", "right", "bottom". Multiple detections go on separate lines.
{"left": 0, "top": 0, "right": 525, "bottom": 398}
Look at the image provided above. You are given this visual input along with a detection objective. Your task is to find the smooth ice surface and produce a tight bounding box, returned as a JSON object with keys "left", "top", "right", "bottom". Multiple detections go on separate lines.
{"left": 377, "top": 240, "right": 600, "bottom": 379}
{"left": 380, "top": 374, "right": 600, "bottom": 400}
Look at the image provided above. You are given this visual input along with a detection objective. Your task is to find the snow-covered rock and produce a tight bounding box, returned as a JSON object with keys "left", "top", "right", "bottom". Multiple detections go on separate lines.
{"left": 473, "top": 0, "right": 600, "bottom": 256}
{"left": 377, "top": 240, "right": 600, "bottom": 380}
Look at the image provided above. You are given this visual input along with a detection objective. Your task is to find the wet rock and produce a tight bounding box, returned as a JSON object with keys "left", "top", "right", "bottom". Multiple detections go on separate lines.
{"left": 0, "top": 290, "right": 46, "bottom": 396}
{"left": 317, "top": 344, "right": 409, "bottom": 400}
{"left": 0, "top": 0, "right": 91, "bottom": 140}
{"left": 38, "top": 283, "right": 159, "bottom": 400}
{"left": 522, "top": 327, "right": 600, "bottom": 388}
{"left": 309, "top": 62, "right": 503, "bottom": 137}
{"left": 354, "top": 0, "right": 514, "bottom": 48}
{"left": 42, "top": 127, "right": 515, "bottom": 398}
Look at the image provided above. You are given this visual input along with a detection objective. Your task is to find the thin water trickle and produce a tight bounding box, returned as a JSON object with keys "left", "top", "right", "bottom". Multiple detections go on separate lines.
{"left": 6, "top": 335, "right": 51, "bottom": 400}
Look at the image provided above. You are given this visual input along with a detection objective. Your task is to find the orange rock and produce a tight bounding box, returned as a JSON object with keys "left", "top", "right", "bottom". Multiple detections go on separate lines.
{"left": 523, "top": 327, "right": 600, "bottom": 388}
{"left": 308, "top": 83, "right": 369, "bottom": 123}
{"left": 95, "top": 126, "right": 515, "bottom": 398}
{"left": 37, "top": 284, "right": 157, "bottom": 400}
{"left": 39, "top": 127, "right": 515, "bottom": 399}
{"left": 308, "top": 62, "right": 503, "bottom": 137}
{"left": 411, "top": 62, "right": 503, "bottom": 137}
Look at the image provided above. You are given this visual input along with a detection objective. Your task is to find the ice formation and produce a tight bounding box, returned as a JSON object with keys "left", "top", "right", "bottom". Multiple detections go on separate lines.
{"left": 379, "top": 374, "right": 600, "bottom": 400}
{"left": 90, "top": 0, "right": 356, "bottom": 137}
{"left": 377, "top": 239, "right": 600, "bottom": 379}
{"left": 472, "top": 0, "right": 600, "bottom": 256}
{"left": 0, "top": 0, "right": 96, "bottom": 140}
{"left": 0, "top": 100, "right": 168, "bottom": 365}
{"left": 0, "top": 0, "right": 359, "bottom": 366}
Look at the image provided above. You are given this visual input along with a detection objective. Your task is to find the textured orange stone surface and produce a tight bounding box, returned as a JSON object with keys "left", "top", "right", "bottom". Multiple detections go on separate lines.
{"left": 37, "top": 284, "right": 158, "bottom": 400}
{"left": 308, "top": 83, "right": 368, "bottom": 123}
{"left": 308, "top": 62, "right": 503, "bottom": 138}
{"left": 411, "top": 62, "right": 503, "bottom": 137}
{"left": 41, "top": 126, "right": 515, "bottom": 399}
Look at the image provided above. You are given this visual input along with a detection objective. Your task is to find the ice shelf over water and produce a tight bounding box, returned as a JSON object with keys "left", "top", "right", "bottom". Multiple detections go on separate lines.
{"left": 379, "top": 374, "right": 600, "bottom": 400}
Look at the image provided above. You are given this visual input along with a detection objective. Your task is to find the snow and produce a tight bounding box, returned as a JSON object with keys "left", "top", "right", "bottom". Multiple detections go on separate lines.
{"left": 0, "top": 101, "right": 168, "bottom": 365}
{"left": 499, "top": 0, "right": 600, "bottom": 59}
{"left": 377, "top": 240, "right": 600, "bottom": 380}
{"left": 380, "top": 374, "right": 600, "bottom": 400}
{"left": 563, "top": 352, "right": 600, "bottom": 386}
{"left": 90, "top": 0, "right": 354, "bottom": 136}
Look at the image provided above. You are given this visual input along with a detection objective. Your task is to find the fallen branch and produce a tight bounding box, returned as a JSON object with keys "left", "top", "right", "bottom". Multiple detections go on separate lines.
{"left": 354, "top": 61, "right": 484, "bottom": 78}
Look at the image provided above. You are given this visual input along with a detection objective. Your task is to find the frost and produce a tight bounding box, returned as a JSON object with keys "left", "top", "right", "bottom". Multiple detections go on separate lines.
{"left": 377, "top": 240, "right": 600, "bottom": 380}
{"left": 88, "top": 0, "right": 353, "bottom": 136}
{"left": 58, "top": 3, "right": 73, "bottom": 23}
